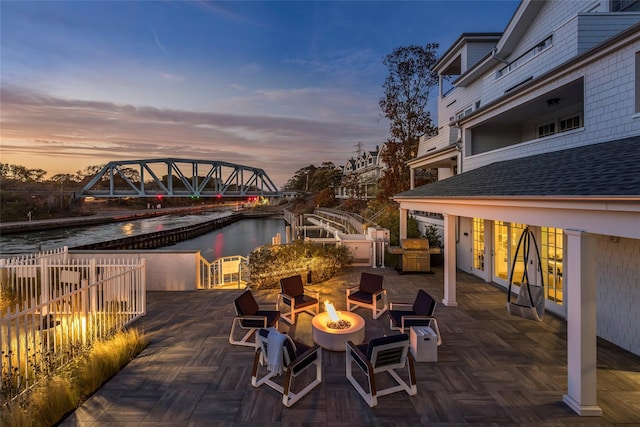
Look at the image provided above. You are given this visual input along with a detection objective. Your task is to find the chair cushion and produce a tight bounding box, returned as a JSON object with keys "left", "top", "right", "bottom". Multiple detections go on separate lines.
{"left": 241, "top": 309, "right": 280, "bottom": 329}
{"left": 347, "top": 290, "right": 375, "bottom": 304}
{"left": 388, "top": 309, "right": 432, "bottom": 329}
{"left": 412, "top": 289, "right": 436, "bottom": 316}
{"left": 257, "top": 310, "right": 281, "bottom": 327}
{"left": 286, "top": 294, "right": 318, "bottom": 309}
{"left": 281, "top": 275, "right": 304, "bottom": 298}
{"left": 359, "top": 272, "right": 383, "bottom": 294}
{"left": 366, "top": 333, "right": 408, "bottom": 359}
{"left": 235, "top": 290, "right": 259, "bottom": 316}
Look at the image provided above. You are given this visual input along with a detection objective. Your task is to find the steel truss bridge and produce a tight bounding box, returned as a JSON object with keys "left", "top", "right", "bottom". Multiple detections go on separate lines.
{"left": 78, "top": 158, "right": 281, "bottom": 198}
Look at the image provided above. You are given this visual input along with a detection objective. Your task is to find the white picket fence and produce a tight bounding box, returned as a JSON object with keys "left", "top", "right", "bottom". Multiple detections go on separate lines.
{"left": 0, "top": 252, "right": 146, "bottom": 403}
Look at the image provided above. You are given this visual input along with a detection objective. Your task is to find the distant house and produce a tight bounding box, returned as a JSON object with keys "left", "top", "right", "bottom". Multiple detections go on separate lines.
{"left": 335, "top": 144, "right": 387, "bottom": 200}
{"left": 395, "top": 0, "right": 640, "bottom": 416}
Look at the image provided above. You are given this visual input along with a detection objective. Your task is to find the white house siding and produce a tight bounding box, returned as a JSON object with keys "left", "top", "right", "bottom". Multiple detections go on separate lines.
{"left": 464, "top": 39, "right": 640, "bottom": 172}
{"left": 466, "top": 41, "right": 499, "bottom": 70}
{"left": 577, "top": 13, "right": 640, "bottom": 53}
{"left": 596, "top": 236, "right": 640, "bottom": 355}
{"left": 482, "top": 15, "right": 580, "bottom": 105}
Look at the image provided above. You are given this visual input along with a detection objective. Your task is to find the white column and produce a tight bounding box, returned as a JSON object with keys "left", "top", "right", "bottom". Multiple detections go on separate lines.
{"left": 442, "top": 213, "right": 458, "bottom": 306}
{"left": 399, "top": 208, "right": 408, "bottom": 241}
{"left": 562, "top": 230, "right": 602, "bottom": 416}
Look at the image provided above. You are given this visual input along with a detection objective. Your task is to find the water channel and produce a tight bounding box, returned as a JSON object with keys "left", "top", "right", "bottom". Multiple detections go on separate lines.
{"left": 0, "top": 212, "right": 286, "bottom": 260}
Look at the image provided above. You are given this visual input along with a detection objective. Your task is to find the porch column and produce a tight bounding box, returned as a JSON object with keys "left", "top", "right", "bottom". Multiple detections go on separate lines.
{"left": 562, "top": 230, "right": 602, "bottom": 416}
{"left": 442, "top": 213, "right": 458, "bottom": 306}
{"left": 409, "top": 168, "right": 415, "bottom": 189}
{"left": 399, "top": 207, "right": 408, "bottom": 241}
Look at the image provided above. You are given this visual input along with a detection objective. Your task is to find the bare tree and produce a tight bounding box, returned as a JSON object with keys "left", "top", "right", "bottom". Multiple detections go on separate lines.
{"left": 378, "top": 44, "right": 439, "bottom": 199}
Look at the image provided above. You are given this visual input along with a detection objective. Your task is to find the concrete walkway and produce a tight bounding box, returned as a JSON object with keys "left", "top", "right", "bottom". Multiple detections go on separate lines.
{"left": 60, "top": 266, "right": 640, "bottom": 426}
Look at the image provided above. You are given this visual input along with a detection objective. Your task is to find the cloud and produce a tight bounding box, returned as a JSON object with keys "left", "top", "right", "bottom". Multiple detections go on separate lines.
{"left": 285, "top": 48, "right": 382, "bottom": 81}
{"left": 0, "top": 85, "right": 388, "bottom": 186}
{"left": 148, "top": 23, "right": 167, "bottom": 55}
{"left": 239, "top": 62, "right": 263, "bottom": 75}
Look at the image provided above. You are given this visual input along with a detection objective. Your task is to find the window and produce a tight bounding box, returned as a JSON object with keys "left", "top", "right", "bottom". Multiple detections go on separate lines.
{"left": 473, "top": 218, "right": 485, "bottom": 271}
{"left": 496, "top": 35, "right": 553, "bottom": 79}
{"left": 538, "top": 122, "right": 555, "bottom": 138}
{"left": 541, "top": 227, "right": 563, "bottom": 304}
{"left": 455, "top": 102, "right": 479, "bottom": 120}
{"left": 559, "top": 115, "right": 581, "bottom": 132}
{"left": 610, "top": 0, "right": 640, "bottom": 11}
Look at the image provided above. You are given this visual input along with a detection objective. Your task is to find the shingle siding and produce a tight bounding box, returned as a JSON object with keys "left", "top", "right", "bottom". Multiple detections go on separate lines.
{"left": 597, "top": 236, "right": 640, "bottom": 355}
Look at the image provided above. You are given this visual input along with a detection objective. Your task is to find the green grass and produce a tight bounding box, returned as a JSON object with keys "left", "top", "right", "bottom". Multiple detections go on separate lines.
{"left": 0, "top": 328, "right": 148, "bottom": 427}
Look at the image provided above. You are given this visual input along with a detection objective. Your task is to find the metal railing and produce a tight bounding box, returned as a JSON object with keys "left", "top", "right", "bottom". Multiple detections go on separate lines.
{"left": 314, "top": 207, "right": 366, "bottom": 234}
{"left": 198, "top": 255, "right": 249, "bottom": 289}
{"left": 0, "top": 255, "right": 146, "bottom": 402}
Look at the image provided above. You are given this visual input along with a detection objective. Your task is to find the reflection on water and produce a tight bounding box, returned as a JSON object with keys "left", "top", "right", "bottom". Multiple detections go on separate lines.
{"left": 120, "top": 222, "right": 135, "bottom": 236}
{"left": 164, "top": 218, "right": 286, "bottom": 261}
{"left": 0, "top": 211, "right": 231, "bottom": 254}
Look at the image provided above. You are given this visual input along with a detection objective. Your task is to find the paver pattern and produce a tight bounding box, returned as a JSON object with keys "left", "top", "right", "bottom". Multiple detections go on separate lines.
{"left": 61, "top": 266, "right": 640, "bottom": 426}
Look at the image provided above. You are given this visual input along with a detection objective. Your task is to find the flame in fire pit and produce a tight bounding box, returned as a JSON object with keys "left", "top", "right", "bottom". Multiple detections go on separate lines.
{"left": 324, "top": 300, "right": 340, "bottom": 322}
{"left": 323, "top": 300, "right": 351, "bottom": 329}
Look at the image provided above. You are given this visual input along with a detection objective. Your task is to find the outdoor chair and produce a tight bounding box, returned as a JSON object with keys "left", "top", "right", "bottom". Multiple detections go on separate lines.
{"left": 277, "top": 275, "right": 320, "bottom": 324}
{"left": 345, "top": 333, "right": 416, "bottom": 407}
{"left": 388, "top": 289, "right": 442, "bottom": 346}
{"left": 252, "top": 328, "right": 323, "bottom": 407}
{"left": 346, "top": 272, "right": 388, "bottom": 319}
{"left": 229, "top": 289, "right": 280, "bottom": 348}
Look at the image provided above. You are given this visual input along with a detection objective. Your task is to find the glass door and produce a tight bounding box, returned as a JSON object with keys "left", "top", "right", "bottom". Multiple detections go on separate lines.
{"left": 492, "top": 222, "right": 526, "bottom": 287}
{"left": 541, "top": 227, "right": 564, "bottom": 305}
{"left": 472, "top": 218, "right": 485, "bottom": 273}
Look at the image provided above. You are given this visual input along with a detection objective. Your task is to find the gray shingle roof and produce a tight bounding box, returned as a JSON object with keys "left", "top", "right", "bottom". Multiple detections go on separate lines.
{"left": 395, "top": 136, "right": 640, "bottom": 198}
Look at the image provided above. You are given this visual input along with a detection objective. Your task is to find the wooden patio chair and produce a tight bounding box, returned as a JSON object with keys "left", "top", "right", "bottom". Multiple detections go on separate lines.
{"left": 229, "top": 290, "right": 280, "bottom": 348}
{"left": 345, "top": 333, "right": 416, "bottom": 407}
{"left": 346, "top": 272, "right": 388, "bottom": 319}
{"left": 388, "top": 289, "right": 442, "bottom": 346}
{"left": 277, "top": 275, "right": 320, "bottom": 324}
{"left": 252, "top": 328, "right": 323, "bottom": 407}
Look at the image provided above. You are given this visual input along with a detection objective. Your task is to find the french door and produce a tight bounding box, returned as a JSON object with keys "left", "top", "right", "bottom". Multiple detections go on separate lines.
{"left": 492, "top": 221, "right": 526, "bottom": 287}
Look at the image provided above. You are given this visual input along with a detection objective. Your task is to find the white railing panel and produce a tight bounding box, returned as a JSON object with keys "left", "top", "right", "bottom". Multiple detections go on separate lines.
{"left": 0, "top": 254, "right": 145, "bottom": 404}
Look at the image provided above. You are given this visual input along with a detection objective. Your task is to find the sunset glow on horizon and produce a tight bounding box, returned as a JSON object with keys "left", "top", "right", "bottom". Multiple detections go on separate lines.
{"left": 1, "top": 1, "right": 518, "bottom": 186}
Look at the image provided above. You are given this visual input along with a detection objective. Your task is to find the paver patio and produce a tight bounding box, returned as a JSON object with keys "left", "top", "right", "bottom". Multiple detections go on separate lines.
{"left": 61, "top": 266, "right": 640, "bottom": 426}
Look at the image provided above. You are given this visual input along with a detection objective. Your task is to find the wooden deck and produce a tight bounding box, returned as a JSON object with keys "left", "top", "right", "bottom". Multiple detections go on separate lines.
{"left": 61, "top": 266, "right": 640, "bottom": 426}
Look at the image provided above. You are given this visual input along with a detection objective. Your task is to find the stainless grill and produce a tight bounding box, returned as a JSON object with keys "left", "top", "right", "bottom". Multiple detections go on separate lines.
{"left": 400, "top": 239, "right": 431, "bottom": 273}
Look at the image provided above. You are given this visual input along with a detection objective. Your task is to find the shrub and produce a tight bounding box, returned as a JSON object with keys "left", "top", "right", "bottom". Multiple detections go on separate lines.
{"left": 0, "top": 328, "right": 148, "bottom": 427}
{"left": 248, "top": 240, "right": 352, "bottom": 289}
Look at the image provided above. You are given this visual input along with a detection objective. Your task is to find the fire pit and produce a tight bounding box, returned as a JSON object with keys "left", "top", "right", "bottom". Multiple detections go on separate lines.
{"left": 311, "top": 301, "right": 365, "bottom": 351}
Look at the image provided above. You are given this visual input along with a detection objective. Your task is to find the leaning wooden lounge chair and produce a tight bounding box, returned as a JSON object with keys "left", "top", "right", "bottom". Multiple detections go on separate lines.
{"left": 345, "top": 333, "right": 416, "bottom": 407}
{"left": 252, "top": 328, "right": 323, "bottom": 407}
{"left": 229, "top": 290, "right": 280, "bottom": 348}
{"left": 277, "top": 275, "right": 320, "bottom": 324}
{"left": 388, "top": 289, "right": 442, "bottom": 346}
{"left": 346, "top": 272, "right": 388, "bottom": 319}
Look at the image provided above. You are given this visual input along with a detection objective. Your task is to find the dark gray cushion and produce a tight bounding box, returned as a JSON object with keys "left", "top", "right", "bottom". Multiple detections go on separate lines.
{"left": 359, "top": 272, "right": 383, "bottom": 294}
{"left": 412, "top": 290, "right": 435, "bottom": 316}
{"left": 235, "top": 290, "right": 259, "bottom": 316}
{"left": 281, "top": 275, "right": 304, "bottom": 298}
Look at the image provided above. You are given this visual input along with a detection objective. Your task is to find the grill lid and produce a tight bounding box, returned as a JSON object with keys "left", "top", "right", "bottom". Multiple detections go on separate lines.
{"left": 401, "top": 239, "right": 430, "bottom": 250}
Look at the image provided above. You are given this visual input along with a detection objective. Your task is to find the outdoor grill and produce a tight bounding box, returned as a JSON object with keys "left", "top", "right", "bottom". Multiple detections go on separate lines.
{"left": 400, "top": 238, "right": 431, "bottom": 273}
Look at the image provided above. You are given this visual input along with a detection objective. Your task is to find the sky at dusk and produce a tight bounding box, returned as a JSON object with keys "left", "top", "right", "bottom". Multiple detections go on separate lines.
{"left": 0, "top": 0, "right": 519, "bottom": 187}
